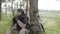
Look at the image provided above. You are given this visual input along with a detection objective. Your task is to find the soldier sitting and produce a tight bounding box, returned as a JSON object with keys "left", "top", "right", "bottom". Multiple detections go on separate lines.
{"left": 6, "top": 8, "right": 30, "bottom": 34}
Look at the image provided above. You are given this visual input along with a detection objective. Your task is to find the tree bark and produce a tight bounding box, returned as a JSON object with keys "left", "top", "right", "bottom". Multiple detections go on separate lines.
{"left": 11, "top": 0, "right": 14, "bottom": 16}
{"left": 0, "top": 0, "right": 2, "bottom": 21}
{"left": 25, "top": 0, "right": 28, "bottom": 15}
{"left": 5, "top": 0, "right": 7, "bottom": 18}
{"left": 29, "top": 0, "right": 38, "bottom": 22}
{"left": 29, "top": 0, "right": 44, "bottom": 34}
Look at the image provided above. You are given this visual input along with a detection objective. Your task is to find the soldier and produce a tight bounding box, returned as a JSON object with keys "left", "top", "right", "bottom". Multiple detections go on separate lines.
{"left": 6, "top": 8, "right": 30, "bottom": 34}
{"left": 6, "top": 8, "right": 45, "bottom": 34}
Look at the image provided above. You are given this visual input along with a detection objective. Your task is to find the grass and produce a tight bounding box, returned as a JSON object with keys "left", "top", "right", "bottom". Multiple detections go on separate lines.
{"left": 0, "top": 13, "right": 12, "bottom": 34}
{"left": 0, "top": 13, "right": 60, "bottom": 34}
{"left": 40, "top": 14, "right": 60, "bottom": 34}
{"left": 0, "top": 21, "right": 9, "bottom": 34}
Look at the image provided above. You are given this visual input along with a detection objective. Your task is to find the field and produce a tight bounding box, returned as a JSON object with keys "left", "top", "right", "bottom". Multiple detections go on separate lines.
{"left": 0, "top": 13, "right": 60, "bottom": 34}
{"left": 40, "top": 14, "right": 60, "bottom": 34}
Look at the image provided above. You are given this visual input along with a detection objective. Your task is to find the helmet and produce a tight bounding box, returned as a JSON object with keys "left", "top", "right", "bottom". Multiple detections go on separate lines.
{"left": 17, "top": 8, "right": 24, "bottom": 14}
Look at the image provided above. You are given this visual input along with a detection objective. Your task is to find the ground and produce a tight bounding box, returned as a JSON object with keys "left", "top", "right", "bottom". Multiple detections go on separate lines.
{"left": 0, "top": 14, "right": 60, "bottom": 34}
{"left": 40, "top": 14, "right": 60, "bottom": 34}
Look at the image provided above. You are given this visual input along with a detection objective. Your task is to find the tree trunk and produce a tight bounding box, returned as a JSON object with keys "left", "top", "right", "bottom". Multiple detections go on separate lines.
{"left": 29, "top": 0, "right": 39, "bottom": 23}
{"left": 5, "top": 0, "right": 7, "bottom": 18}
{"left": 29, "top": 0, "right": 44, "bottom": 34}
{"left": 0, "top": 0, "right": 2, "bottom": 21}
{"left": 29, "top": 0, "right": 38, "bottom": 22}
{"left": 11, "top": 0, "right": 14, "bottom": 16}
{"left": 25, "top": 0, "right": 28, "bottom": 15}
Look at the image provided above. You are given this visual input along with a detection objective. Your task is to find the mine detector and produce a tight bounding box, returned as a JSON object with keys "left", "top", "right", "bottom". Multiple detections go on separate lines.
{"left": 6, "top": 0, "right": 45, "bottom": 34}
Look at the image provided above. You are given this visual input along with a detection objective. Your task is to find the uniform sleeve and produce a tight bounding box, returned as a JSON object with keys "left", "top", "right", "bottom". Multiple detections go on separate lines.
{"left": 12, "top": 17, "right": 17, "bottom": 24}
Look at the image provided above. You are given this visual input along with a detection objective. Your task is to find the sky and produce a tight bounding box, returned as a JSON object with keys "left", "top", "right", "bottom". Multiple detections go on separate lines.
{"left": 2, "top": 0, "right": 60, "bottom": 10}
{"left": 38, "top": 0, "right": 60, "bottom": 10}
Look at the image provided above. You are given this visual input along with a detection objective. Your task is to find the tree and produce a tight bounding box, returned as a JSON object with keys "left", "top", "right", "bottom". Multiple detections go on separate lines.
{"left": 5, "top": 0, "right": 8, "bottom": 17}
{"left": 29, "top": 0, "right": 44, "bottom": 34}
{"left": 11, "top": 0, "right": 14, "bottom": 16}
{"left": 25, "top": 0, "right": 29, "bottom": 15}
{"left": 8, "top": 0, "right": 15, "bottom": 16}
{"left": 0, "top": 1, "right": 1, "bottom": 20}
{"left": 29, "top": 0, "right": 38, "bottom": 22}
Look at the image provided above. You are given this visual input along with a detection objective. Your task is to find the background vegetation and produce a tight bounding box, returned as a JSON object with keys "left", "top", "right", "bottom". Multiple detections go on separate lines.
{"left": 0, "top": 0, "right": 60, "bottom": 34}
{"left": 0, "top": 13, "right": 60, "bottom": 34}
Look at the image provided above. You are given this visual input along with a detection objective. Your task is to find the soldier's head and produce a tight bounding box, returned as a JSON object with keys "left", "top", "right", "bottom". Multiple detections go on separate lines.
{"left": 17, "top": 8, "right": 24, "bottom": 16}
